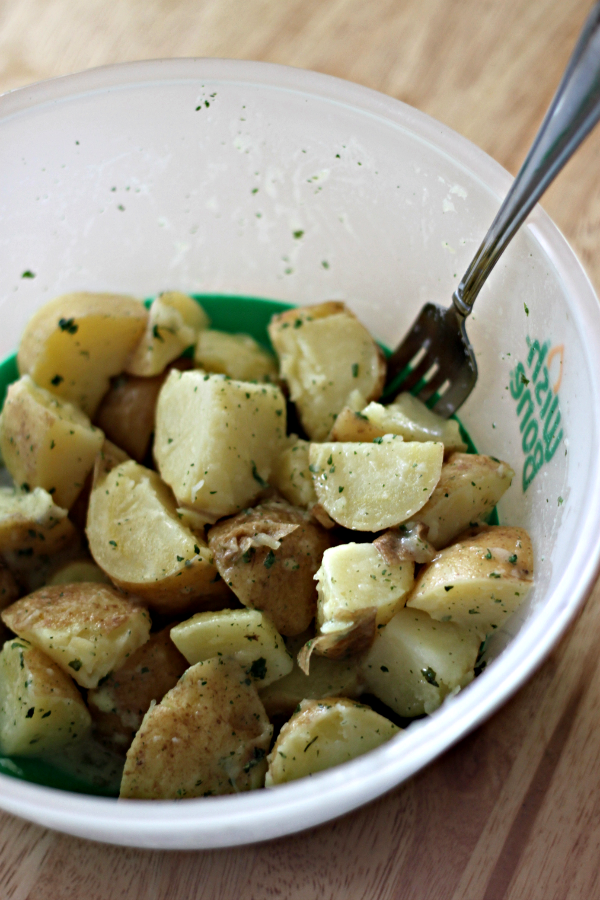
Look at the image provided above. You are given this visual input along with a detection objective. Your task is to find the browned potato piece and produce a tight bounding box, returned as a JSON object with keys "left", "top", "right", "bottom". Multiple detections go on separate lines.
{"left": 120, "top": 656, "right": 273, "bottom": 799}
{"left": 94, "top": 373, "right": 164, "bottom": 462}
{"left": 17, "top": 292, "right": 148, "bottom": 416}
{"left": 87, "top": 458, "right": 228, "bottom": 615}
{"left": 208, "top": 500, "right": 331, "bottom": 635}
{"left": 268, "top": 302, "right": 386, "bottom": 440}
{"left": 88, "top": 626, "right": 188, "bottom": 750}
{"left": 1, "top": 583, "right": 151, "bottom": 688}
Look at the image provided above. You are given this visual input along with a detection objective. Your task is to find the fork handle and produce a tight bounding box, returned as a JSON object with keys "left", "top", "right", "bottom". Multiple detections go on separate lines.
{"left": 453, "top": 1, "right": 600, "bottom": 317}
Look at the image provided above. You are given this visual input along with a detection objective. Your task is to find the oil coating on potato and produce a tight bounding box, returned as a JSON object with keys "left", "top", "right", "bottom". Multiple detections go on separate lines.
{"left": 88, "top": 626, "right": 188, "bottom": 751}
{"left": 208, "top": 500, "right": 331, "bottom": 636}
{"left": 126, "top": 292, "right": 209, "bottom": 377}
{"left": 1, "top": 583, "right": 151, "bottom": 689}
{"left": 0, "top": 638, "right": 91, "bottom": 756}
{"left": 120, "top": 656, "right": 273, "bottom": 799}
{"left": 0, "top": 375, "right": 105, "bottom": 509}
{"left": 17, "top": 292, "right": 148, "bottom": 416}
{"left": 268, "top": 302, "right": 386, "bottom": 440}
{"left": 265, "top": 697, "right": 399, "bottom": 786}
{"left": 87, "top": 458, "right": 227, "bottom": 615}
{"left": 195, "top": 330, "right": 278, "bottom": 382}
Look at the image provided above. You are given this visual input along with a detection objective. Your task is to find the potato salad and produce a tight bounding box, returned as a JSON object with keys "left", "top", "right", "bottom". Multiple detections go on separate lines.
{"left": 0, "top": 293, "right": 533, "bottom": 799}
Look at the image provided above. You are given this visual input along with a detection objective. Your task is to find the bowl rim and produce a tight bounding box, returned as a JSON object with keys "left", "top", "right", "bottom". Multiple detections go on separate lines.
{"left": 1, "top": 56, "right": 600, "bottom": 850}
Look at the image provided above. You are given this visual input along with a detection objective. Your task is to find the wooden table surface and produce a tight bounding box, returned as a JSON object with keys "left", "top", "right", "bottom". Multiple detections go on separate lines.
{"left": 1, "top": 1, "right": 600, "bottom": 897}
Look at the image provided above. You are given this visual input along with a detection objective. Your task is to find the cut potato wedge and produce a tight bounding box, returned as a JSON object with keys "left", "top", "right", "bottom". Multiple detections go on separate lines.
{"left": 195, "top": 330, "right": 278, "bottom": 382}
{"left": 120, "top": 657, "right": 273, "bottom": 799}
{"left": 270, "top": 438, "right": 318, "bottom": 510}
{"left": 0, "top": 486, "right": 77, "bottom": 558}
{"left": 415, "top": 453, "right": 515, "bottom": 549}
{"left": 0, "top": 375, "right": 104, "bottom": 509}
{"left": 126, "top": 292, "right": 208, "bottom": 377}
{"left": 46, "top": 559, "right": 112, "bottom": 586}
{"left": 268, "top": 302, "right": 386, "bottom": 440}
{"left": 154, "top": 370, "right": 287, "bottom": 520}
{"left": 361, "top": 607, "right": 480, "bottom": 717}
{"left": 1, "top": 583, "right": 151, "bottom": 689}
{"left": 170, "top": 608, "right": 293, "bottom": 688}
{"left": 407, "top": 525, "right": 533, "bottom": 639}
{"left": 94, "top": 373, "right": 164, "bottom": 463}
{"left": 0, "top": 638, "right": 91, "bottom": 756}
{"left": 265, "top": 697, "right": 399, "bottom": 786}
{"left": 309, "top": 437, "right": 444, "bottom": 531}
{"left": 17, "top": 292, "right": 148, "bottom": 416}
{"left": 88, "top": 626, "right": 188, "bottom": 750}
{"left": 208, "top": 501, "right": 330, "bottom": 636}
{"left": 87, "top": 459, "right": 226, "bottom": 614}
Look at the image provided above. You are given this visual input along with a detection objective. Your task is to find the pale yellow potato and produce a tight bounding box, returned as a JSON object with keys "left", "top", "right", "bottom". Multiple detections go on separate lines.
{"left": 265, "top": 697, "right": 399, "bottom": 786}
{"left": 309, "top": 437, "right": 444, "bottom": 531}
{"left": 171, "top": 608, "right": 293, "bottom": 688}
{"left": 0, "top": 562, "right": 19, "bottom": 645}
{"left": 120, "top": 657, "right": 273, "bottom": 799}
{"left": 46, "top": 559, "right": 112, "bottom": 586}
{"left": 268, "top": 302, "right": 386, "bottom": 440}
{"left": 1, "top": 583, "right": 151, "bottom": 689}
{"left": 17, "top": 292, "right": 148, "bottom": 416}
{"left": 407, "top": 525, "right": 534, "bottom": 639}
{"left": 0, "top": 638, "right": 91, "bottom": 756}
{"left": 361, "top": 607, "right": 480, "bottom": 717}
{"left": 207, "top": 500, "right": 331, "bottom": 636}
{"left": 126, "top": 292, "right": 208, "bottom": 377}
{"left": 415, "top": 453, "right": 515, "bottom": 549}
{"left": 0, "top": 376, "right": 105, "bottom": 509}
{"left": 154, "top": 370, "right": 287, "bottom": 520}
{"left": 195, "top": 330, "right": 278, "bottom": 382}
{"left": 87, "top": 459, "right": 226, "bottom": 614}
{"left": 270, "top": 438, "right": 318, "bottom": 510}
{"left": 0, "top": 486, "right": 77, "bottom": 558}
{"left": 88, "top": 626, "right": 188, "bottom": 750}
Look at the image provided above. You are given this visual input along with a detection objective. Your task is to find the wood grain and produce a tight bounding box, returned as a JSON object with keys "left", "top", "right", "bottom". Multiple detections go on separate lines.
{"left": 1, "top": 0, "right": 599, "bottom": 897}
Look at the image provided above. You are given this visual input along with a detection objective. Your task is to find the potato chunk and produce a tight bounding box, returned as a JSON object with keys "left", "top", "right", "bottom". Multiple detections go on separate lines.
{"left": 17, "top": 292, "right": 148, "bottom": 416}
{"left": 415, "top": 453, "right": 515, "bottom": 549}
{"left": 268, "top": 302, "right": 386, "bottom": 440}
{"left": 88, "top": 627, "right": 188, "bottom": 750}
{"left": 94, "top": 373, "right": 164, "bottom": 463}
{"left": 126, "top": 292, "right": 208, "bottom": 377}
{"left": 265, "top": 697, "right": 399, "bottom": 786}
{"left": 1, "top": 583, "right": 151, "bottom": 689}
{"left": 195, "top": 330, "right": 278, "bottom": 382}
{"left": 171, "top": 608, "right": 292, "bottom": 688}
{"left": 361, "top": 607, "right": 480, "bottom": 717}
{"left": 270, "top": 438, "right": 318, "bottom": 510}
{"left": 0, "top": 376, "right": 104, "bottom": 509}
{"left": 407, "top": 525, "right": 534, "bottom": 639}
{"left": 87, "top": 458, "right": 225, "bottom": 614}
{"left": 154, "top": 370, "right": 287, "bottom": 520}
{"left": 46, "top": 559, "right": 112, "bottom": 586}
{"left": 208, "top": 501, "right": 331, "bottom": 635}
{"left": 0, "top": 638, "right": 91, "bottom": 755}
{"left": 309, "top": 437, "right": 443, "bottom": 531}
{"left": 120, "top": 657, "right": 273, "bottom": 799}
{"left": 0, "top": 486, "right": 77, "bottom": 557}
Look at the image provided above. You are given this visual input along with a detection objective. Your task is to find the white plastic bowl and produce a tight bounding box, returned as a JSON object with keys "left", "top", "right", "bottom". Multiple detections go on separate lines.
{"left": 1, "top": 58, "right": 600, "bottom": 850}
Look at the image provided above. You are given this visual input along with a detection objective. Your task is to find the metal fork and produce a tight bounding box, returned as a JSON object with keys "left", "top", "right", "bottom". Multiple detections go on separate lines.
{"left": 385, "top": 0, "right": 600, "bottom": 418}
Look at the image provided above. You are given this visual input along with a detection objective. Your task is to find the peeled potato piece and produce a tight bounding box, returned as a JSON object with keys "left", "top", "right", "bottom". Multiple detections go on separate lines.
{"left": 0, "top": 638, "right": 91, "bottom": 756}
{"left": 120, "top": 657, "right": 273, "bottom": 799}
{"left": 87, "top": 458, "right": 226, "bottom": 614}
{"left": 268, "top": 302, "right": 386, "bottom": 440}
{"left": 1, "top": 583, "right": 151, "bottom": 689}
{"left": 208, "top": 501, "right": 331, "bottom": 636}
{"left": 361, "top": 607, "right": 480, "bottom": 717}
{"left": 407, "top": 525, "right": 533, "bottom": 639}
{"left": 265, "top": 697, "right": 399, "bottom": 786}
{"left": 309, "top": 437, "right": 444, "bottom": 531}
{"left": 126, "top": 292, "right": 209, "bottom": 377}
{"left": 195, "top": 330, "right": 278, "bottom": 382}
{"left": 171, "top": 608, "right": 293, "bottom": 688}
{"left": 270, "top": 438, "right": 319, "bottom": 510}
{"left": 154, "top": 370, "right": 287, "bottom": 521}
{"left": 88, "top": 626, "right": 188, "bottom": 751}
{"left": 17, "top": 292, "right": 148, "bottom": 416}
{"left": 0, "top": 376, "right": 104, "bottom": 510}
{"left": 0, "top": 486, "right": 77, "bottom": 558}
{"left": 414, "top": 453, "right": 515, "bottom": 549}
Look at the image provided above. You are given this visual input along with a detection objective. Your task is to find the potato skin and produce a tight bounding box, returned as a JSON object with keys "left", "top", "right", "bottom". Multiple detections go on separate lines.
{"left": 94, "top": 373, "right": 164, "bottom": 463}
{"left": 120, "top": 657, "right": 273, "bottom": 799}
{"left": 208, "top": 501, "right": 331, "bottom": 635}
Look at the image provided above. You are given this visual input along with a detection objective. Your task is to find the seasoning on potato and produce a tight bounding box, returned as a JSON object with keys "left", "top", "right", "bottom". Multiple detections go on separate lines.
{"left": 126, "top": 292, "right": 209, "bottom": 377}
{"left": 195, "top": 330, "right": 278, "bottom": 382}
